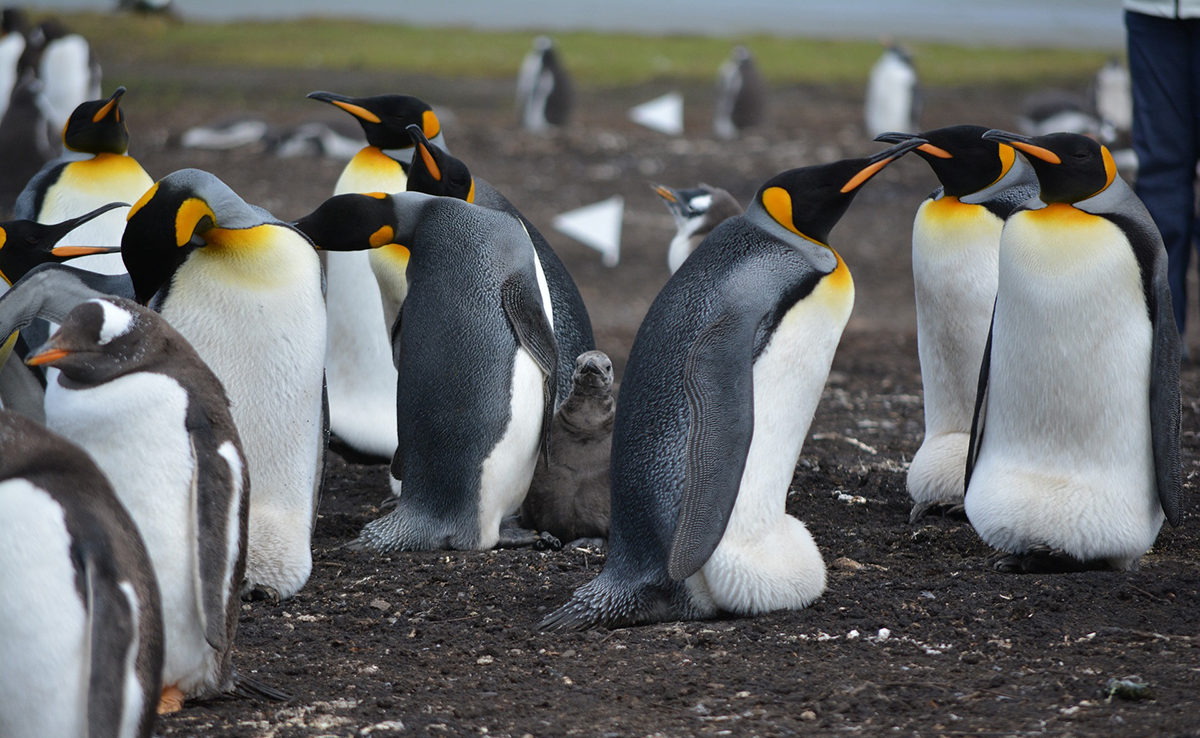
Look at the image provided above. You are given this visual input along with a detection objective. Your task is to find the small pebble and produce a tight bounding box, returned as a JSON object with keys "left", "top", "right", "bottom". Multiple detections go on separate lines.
{"left": 369, "top": 599, "right": 391, "bottom": 611}
{"left": 800, "top": 710, "right": 817, "bottom": 721}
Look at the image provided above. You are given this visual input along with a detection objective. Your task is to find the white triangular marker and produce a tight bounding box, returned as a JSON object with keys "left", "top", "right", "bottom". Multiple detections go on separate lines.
{"left": 553, "top": 196, "right": 623, "bottom": 267}
{"left": 629, "top": 92, "right": 683, "bottom": 135}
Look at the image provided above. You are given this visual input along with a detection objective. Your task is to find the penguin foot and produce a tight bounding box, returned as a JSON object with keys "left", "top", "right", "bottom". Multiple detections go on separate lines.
{"left": 909, "top": 500, "right": 967, "bottom": 523}
{"left": 989, "top": 546, "right": 1112, "bottom": 574}
{"left": 496, "top": 518, "right": 563, "bottom": 550}
{"left": 241, "top": 585, "right": 281, "bottom": 605}
{"left": 567, "top": 537, "right": 608, "bottom": 551}
{"left": 377, "top": 494, "right": 400, "bottom": 512}
{"left": 157, "top": 685, "right": 186, "bottom": 714}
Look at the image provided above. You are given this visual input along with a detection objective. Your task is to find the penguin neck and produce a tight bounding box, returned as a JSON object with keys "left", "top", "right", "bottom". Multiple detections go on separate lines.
{"left": 746, "top": 201, "right": 845, "bottom": 275}
{"left": 336, "top": 147, "right": 408, "bottom": 195}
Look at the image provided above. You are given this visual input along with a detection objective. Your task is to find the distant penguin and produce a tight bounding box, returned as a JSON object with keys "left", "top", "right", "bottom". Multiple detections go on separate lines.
{"left": 516, "top": 36, "right": 573, "bottom": 131}
{"left": 0, "top": 70, "right": 55, "bottom": 212}
{"left": 294, "top": 191, "right": 558, "bottom": 552}
{"left": 1093, "top": 58, "right": 1132, "bottom": 135}
{"left": 306, "top": 90, "right": 447, "bottom": 459}
{"left": 542, "top": 138, "right": 927, "bottom": 630}
{"left": 713, "top": 46, "right": 767, "bottom": 141}
{"left": 0, "top": 9, "right": 28, "bottom": 123}
{"left": 874, "top": 126, "right": 1039, "bottom": 521}
{"left": 864, "top": 42, "right": 920, "bottom": 137}
{"left": 32, "top": 19, "right": 101, "bottom": 135}
{"left": 521, "top": 349, "right": 614, "bottom": 545}
{"left": 122, "top": 169, "right": 330, "bottom": 601}
{"left": 966, "top": 130, "right": 1181, "bottom": 573}
{"left": 403, "top": 123, "right": 595, "bottom": 404}
{"left": 1017, "top": 90, "right": 1113, "bottom": 143}
{"left": 27, "top": 297, "right": 249, "bottom": 713}
{"left": 653, "top": 183, "right": 744, "bottom": 274}
{"left": 180, "top": 115, "right": 270, "bottom": 150}
{"left": 0, "top": 409, "right": 163, "bottom": 738}
{"left": 15, "top": 86, "right": 154, "bottom": 274}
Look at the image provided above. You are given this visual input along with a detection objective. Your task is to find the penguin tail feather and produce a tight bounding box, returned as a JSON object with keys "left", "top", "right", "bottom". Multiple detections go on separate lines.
{"left": 231, "top": 671, "right": 293, "bottom": 703}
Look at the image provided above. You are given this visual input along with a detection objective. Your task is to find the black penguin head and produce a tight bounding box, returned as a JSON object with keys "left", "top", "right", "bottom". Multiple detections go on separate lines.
{"left": 293, "top": 192, "right": 406, "bottom": 253}
{"left": 875, "top": 125, "right": 1018, "bottom": 198}
{"left": 26, "top": 297, "right": 166, "bottom": 384}
{"left": 0, "top": 202, "right": 126, "bottom": 286}
{"left": 755, "top": 137, "right": 927, "bottom": 244}
{"left": 572, "top": 350, "right": 613, "bottom": 396}
{"left": 654, "top": 184, "right": 715, "bottom": 221}
{"left": 307, "top": 91, "right": 440, "bottom": 152}
{"left": 981, "top": 129, "right": 1116, "bottom": 204}
{"left": 62, "top": 87, "right": 130, "bottom": 155}
{"left": 404, "top": 123, "right": 475, "bottom": 202}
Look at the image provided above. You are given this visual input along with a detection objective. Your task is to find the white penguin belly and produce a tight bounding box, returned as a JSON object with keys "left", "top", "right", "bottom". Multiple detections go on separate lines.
{"left": 164, "top": 229, "right": 326, "bottom": 599}
{"left": 45, "top": 373, "right": 221, "bottom": 695}
{"left": 691, "top": 265, "right": 853, "bottom": 614}
{"left": 908, "top": 198, "right": 1002, "bottom": 505}
{"left": 864, "top": 55, "right": 916, "bottom": 136}
{"left": 0, "top": 479, "right": 88, "bottom": 738}
{"left": 966, "top": 208, "right": 1162, "bottom": 567}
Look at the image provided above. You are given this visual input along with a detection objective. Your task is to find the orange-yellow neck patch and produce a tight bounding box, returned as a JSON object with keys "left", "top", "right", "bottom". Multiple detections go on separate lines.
{"left": 1022, "top": 202, "right": 1100, "bottom": 225}
{"left": 369, "top": 225, "right": 396, "bottom": 249}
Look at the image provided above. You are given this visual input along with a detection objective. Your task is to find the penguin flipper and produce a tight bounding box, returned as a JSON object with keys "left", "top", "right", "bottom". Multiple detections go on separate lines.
{"left": 81, "top": 547, "right": 141, "bottom": 738}
{"left": 1148, "top": 247, "right": 1183, "bottom": 525}
{"left": 964, "top": 307, "right": 994, "bottom": 492}
{"left": 500, "top": 273, "right": 559, "bottom": 458}
{"left": 667, "top": 313, "right": 756, "bottom": 582}
{"left": 0, "top": 348, "right": 45, "bottom": 421}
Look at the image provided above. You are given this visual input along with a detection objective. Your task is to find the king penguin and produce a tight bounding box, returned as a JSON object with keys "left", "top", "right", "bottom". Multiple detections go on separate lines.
{"left": 0, "top": 70, "right": 55, "bottom": 211}
{"left": 864, "top": 42, "right": 920, "bottom": 137}
{"left": 16, "top": 86, "right": 154, "bottom": 274}
{"left": 0, "top": 202, "right": 126, "bottom": 289}
{"left": 965, "top": 130, "right": 1181, "bottom": 573}
{"left": 294, "top": 191, "right": 558, "bottom": 552}
{"left": 0, "top": 9, "right": 29, "bottom": 124}
{"left": 0, "top": 409, "right": 163, "bottom": 738}
{"left": 541, "top": 138, "right": 927, "bottom": 630}
{"left": 873, "top": 125, "right": 1039, "bottom": 521}
{"left": 27, "top": 297, "right": 249, "bottom": 714}
{"left": 516, "top": 36, "right": 573, "bottom": 131}
{"left": 653, "top": 182, "right": 744, "bottom": 274}
{"left": 122, "top": 168, "right": 329, "bottom": 601}
{"left": 306, "top": 90, "right": 446, "bottom": 459}
{"left": 713, "top": 46, "right": 767, "bottom": 141}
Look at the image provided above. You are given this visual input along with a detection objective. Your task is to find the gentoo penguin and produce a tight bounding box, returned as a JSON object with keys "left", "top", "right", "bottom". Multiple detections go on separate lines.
{"left": 30, "top": 19, "right": 101, "bottom": 135}
{"left": 542, "top": 138, "right": 928, "bottom": 630}
{"left": 653, "top": 183, "right": 744, "bottom": 274}
{"left": 0, "top": 202, "right": 126, "bottom": 288}
{"left": 16, "top": 86, "right": 154, "bottom": 274}
{"left": 521, "top": 349, "right": 614, "bottom": 545}
{"left": 713, "top": 46, "right": 767, "bottom": 141}
{"left": 0, "top": 9, "right": 28, "bottom": 124}
{"left": 966, "top": 130, "right": 1181, "bottom": 572}
{"left": 27, "top": 297, "right": 248, "bottom": 713}
{"left": 0, "top": 409, "right": 163, "bottom": 738}
{"left": 306, "top": 90, "right": 446, "bottom": 459}
{"left": 293, "top": 191, "right": 558, "bottom": 552}
{"left": 516, "top": 36, "right": 573, "bottom": 131}
{"left": 864, "top": 42, "right": 920, "bottom": 137}
{"left": 0, "top": 70, "right": 55, "bottom": 212}
{"left": 874, "top": 126, "right": 1039, "bottom": 521}
{"left": 403, "top": 124, "right": 595, "bottom": 403}
{"left": 122, "top": 169, "right": 328, "bottom": 601}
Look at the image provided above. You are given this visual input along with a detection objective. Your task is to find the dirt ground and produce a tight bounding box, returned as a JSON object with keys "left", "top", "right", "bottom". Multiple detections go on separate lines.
{"left": 111, "top": 61, "right": 1200, "bottom": 737}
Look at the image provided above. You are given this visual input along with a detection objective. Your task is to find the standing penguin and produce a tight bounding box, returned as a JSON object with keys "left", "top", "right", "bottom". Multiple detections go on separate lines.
{"left": 542, "top": 138, "right": 927, "bottom": 630}
{"left": 713, "top": 46, "right": 767, "bottom": 141}
{"left": 294, "top": 192, "right": 558, "bottom": 551}
{"left": 305, "top": 90, "right": 446, "bottom": 459}
{"left": 516, "top": 36, "right": 573, "bottom": 131}
{"left": 122, "top": 169, "right": 328, "bottom": 601}
{"left": 874, "top": 126, "right": 1039, "bottom": 521}
{"left": 864, "top": 42, "right": 920, "bottom": 137}
{"left": 0, "top": 70, "right": 55, "bottom": 212}
{"left": 27, "top": 297, "right": 249, "bottom": 713}
{"left": 0, "top": 9, "right": 28, "bottom": 124}
{"left": 653, "top": 182, "right": 744, "bottom": 274}
{"left": 0, "top": 409, "right": 163, "bottom": 738}
{"left": 966, "top": 130, "right": 1181, "bottom": 572}
{"left": 30, "top": 19, "right": 102, "bottom": 135}
{"left": 16, "top": 87, "right": 153, "bottom": 274}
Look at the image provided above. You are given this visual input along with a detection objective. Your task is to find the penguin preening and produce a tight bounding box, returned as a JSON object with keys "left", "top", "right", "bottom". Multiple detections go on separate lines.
{"left": 653, "top": 183, "right": 744, "bottom": 274}
{"left": 516, "top": 36, "right": 573, "bottom": 131}
{"left": 874, "top": 125, "right": 1039, "bottom": 521}
{"left": 713, "top": 45, "right": 767, "bottom": 141}
{"left": 294, "top": 192, "right": 558, "bottom": 552}
{"left": 306, "top": 90, "right": 446, "bottom": 460}
{"left": 864, "top": 42, "right": 920, "bottom": 137}
{"left": 0, "top": 409, "right": 163, "bottom": 738}
{"left": 966, "top": 130, "right": 1181, "bottom": 573}
{"left": 542, "top": 138, "right": 927, "bottom": 630}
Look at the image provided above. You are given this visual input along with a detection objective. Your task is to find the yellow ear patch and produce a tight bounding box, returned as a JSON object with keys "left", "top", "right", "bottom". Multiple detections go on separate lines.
{"left": 332, "top": 100, "right": 382, "bottom": 124}
{"left": 175, "top": 197, "right": 216, "bottom": 248}
{"left": 987, "top": 144, "right": 1017, "bottom": 189}
{"left": 127, "top": 183, "right": 160, "bottom": 221}
{"left": 467, "top": 178, "right": 476, "bottom": 204}
{"left": 841, "top": 158, "right": 892, "bottom": 193}
{"left": 422, "top": 110, "right": 441, "bottom": 139}
{"left": 1009, "top": 140, "right": 1061, "bottom": 164}
{"left": 417, "top": 142, "right": 441, "bottom": 181}
{"left": 762, "top": 186, "right": 801, "bottom": 237}
{"left": 369, "top": 225, "right": 396, "bottom": 248}
{"left": 1101, "top": 145, "right": 1117, "bottom": 191}
{"left": 91, "top": 96, "right": 118, "bottom": 123}
{"left": 918, "top": 143, "right": 953, "bottom": 159}
{"left": 0, "top": 226, "right": 7, "bottom": 250}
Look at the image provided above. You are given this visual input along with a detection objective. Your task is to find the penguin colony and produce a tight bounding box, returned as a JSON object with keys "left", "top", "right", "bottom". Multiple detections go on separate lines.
{"left": 0, "top": 18, "right": 1181, "bottom": 735}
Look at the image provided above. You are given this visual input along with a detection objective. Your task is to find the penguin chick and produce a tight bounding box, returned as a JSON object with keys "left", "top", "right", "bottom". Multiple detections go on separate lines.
{"left": 653, "top": 183, "right": 744, "bottom": 274}
{"left": 0, "top": 409, "right": 163, "bottom": 738}
{"left": 521, "top": 350, "right": 615, "bottom": 545}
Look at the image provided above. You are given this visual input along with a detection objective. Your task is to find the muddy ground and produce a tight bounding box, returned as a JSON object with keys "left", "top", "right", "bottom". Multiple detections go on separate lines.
{"left": 108, "top": 61, "right": 1200, "bottom": 737}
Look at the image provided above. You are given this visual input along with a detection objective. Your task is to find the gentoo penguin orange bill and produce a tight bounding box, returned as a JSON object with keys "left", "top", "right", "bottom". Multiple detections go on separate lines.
{"left": 15, "top": 86, "right": 154, "bottom": 275}
{"left": 122, "top": 169, "right": 329, "bottom": 601}
{"left": 294, "top": 191, "right": 558, "bottom": 552}
{"left": 0, "top": 409, "right": 163, "bottom": 738}
{"left": 713, "top": 45, "right": 767, "bottom": 141}
{"left": 305, "top": 90, "right": 446, "bottom": 460}
{"left": 653, "top": 183, "right": 744, "bottom": 274}
{"left": 874, "top": 126, "right": 1039, "bottom": 521}
{"left": 966, "top": 130, "right": 1181, "bottom": 573}
{"left": 516, "top": 36, "right": 573, "bottom": 131}
{"left": 542, "top": 138, "right": 927, "bottom": 630}
{"left": 27, "top": 297, "right": 251, "bottom": 713}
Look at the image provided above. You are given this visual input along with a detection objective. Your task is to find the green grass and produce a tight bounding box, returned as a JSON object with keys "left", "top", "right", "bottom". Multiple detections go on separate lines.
{"left": 55, "top": 12, "right": 1115, "bottom": 87}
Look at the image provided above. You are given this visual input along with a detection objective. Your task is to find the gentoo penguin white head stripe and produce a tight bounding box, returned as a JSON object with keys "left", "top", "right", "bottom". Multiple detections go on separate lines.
{"left": 0, "top": 201, "right": 126, "bottom": 286}
{"left": 307, "top": 90, "right": 444, "bottom": 161}
{"left": 653, "top": 183, "right": 744, "bottom": 273}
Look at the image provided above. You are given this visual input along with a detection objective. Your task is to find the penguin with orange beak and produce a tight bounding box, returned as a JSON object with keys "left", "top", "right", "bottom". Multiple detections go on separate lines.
{"left": 0, "top": 201, "right": 126, "bottom": 288}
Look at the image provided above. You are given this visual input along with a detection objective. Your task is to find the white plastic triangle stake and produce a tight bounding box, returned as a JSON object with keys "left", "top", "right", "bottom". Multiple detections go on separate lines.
{"left": 629, "top": 92, "right": 684, "bottom": 136}
{"left": 552, "top": 195, "right": 624, "bottom": 267}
